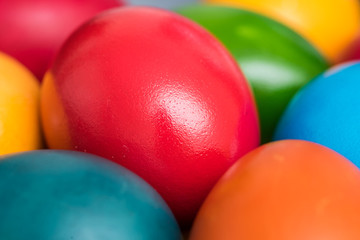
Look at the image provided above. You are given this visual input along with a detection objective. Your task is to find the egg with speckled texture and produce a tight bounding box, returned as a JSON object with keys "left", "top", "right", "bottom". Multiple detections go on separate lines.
{"left": 41, "top": 6, "right": 260, "bottom": 227}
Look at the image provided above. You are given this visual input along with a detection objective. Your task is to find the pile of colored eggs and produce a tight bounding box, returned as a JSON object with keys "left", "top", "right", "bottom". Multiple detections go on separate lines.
{"left": 0, "top": 0, "right": 360, "bottom": 239}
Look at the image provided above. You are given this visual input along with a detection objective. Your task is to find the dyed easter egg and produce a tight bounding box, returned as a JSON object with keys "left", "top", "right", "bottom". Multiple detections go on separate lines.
{"left": 0, "top": 52, "right": 41, "bottom": 155}
{"left": 178, "top": 5, "right": 328, "bottom": 143}
{"left": 204, "top": 0, "right": 360, "bottom": 63}
{"left": 41, "top": 7, "right": 259, "bottom": 226}
{"left": 190, "top": 140, "right": 360, "bottom": 240}
{"left": 0, "top": 0, "right": 123, "bottom": 79}
{"left": 274, "top": 62, "right": 360, "bottom": 167}
{"left": 0, "top": 150, "right": 181, "bottom": 240}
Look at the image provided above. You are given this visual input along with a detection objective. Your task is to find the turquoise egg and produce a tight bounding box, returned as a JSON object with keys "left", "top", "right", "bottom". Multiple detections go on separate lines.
{"left": 0, "top": 150, "right": 181, "bottom": 240}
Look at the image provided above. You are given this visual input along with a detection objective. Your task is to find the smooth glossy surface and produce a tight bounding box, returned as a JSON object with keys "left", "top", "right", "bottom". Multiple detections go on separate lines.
{"left": 0, "top": 150, "right": 181, "bottom": 240}
{"left": 205, "top": 0, "right": 360, "bottom": 63}
{"left": 178, "top": 5, "right": 328, "bottom": 143}
{"left": 0, "top": 52, "right": 41, "bottom": 155}
{"left": 274, "top": 62, "right": 360, "bottom": 167}
{"left": 190, "top": 140, "right": 360, "bottom": 240}
{"left": 0, "top": 0, "right": 122, "bottom": 79}
{"left": 42, "top": 6, "right": 259, "bottom": 227}
{"left": 339, "top": 35, "right": 360, "bottom": 63}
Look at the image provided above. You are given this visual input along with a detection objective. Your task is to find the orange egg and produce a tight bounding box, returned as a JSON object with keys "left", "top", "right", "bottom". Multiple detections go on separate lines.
{"left": 204, "top": 0, "right": 360, "bottom": 63}
{"left": 41, "top": 72, "right": 71, "bottom": 149}
{"left": 190, "top": 140, "right": 360, "bottom": 240}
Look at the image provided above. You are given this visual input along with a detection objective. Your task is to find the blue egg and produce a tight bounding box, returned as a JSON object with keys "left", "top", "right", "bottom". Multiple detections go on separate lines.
{"left": 274, "top": 61, "right": 360, "bottom": 167}
{"left": 0, "top": 150, "right": 181, "bottom": 240}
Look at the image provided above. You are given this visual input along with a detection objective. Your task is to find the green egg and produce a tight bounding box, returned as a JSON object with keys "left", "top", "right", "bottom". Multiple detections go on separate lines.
{"left": 177, "top": 5, "right": 328, "bottom": 142}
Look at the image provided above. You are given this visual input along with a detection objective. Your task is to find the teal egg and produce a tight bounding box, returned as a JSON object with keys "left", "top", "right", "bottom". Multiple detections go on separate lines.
{"left": 0, "top": 150, "right": 181, "bottom": 240}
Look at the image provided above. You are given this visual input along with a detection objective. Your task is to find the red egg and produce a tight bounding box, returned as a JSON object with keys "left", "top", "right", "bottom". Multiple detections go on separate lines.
{"left": 41, "top": 6, "right": 260, "bottom": 227}
{"left": 0, "top": 0, "right": 123, "bottom": 80}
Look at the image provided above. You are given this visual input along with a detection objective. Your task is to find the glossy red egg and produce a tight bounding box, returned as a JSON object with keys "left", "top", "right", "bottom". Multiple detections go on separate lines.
{"left": 41, "top": 6, "right": 259, "bottom": 227}
{"left": 0, "top": 0, "right": 123, "bottom": 80}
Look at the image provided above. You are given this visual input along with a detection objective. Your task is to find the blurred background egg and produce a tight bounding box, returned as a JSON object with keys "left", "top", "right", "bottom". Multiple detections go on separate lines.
{"left": 274, "top": 62, "right": 360, "bottom": 168}
{"left": 0, "top": 0, "right": 123, "bottom": 80}
{"left": 0, "top": 150, "right": 181, "bottom": 240}
{"left": 190, "top": 140, "right": 360, "bottom": 240}
{"left": 0, "top": 52, "right": 42, "bottom": 155}
{"left": 203, "top": 0, "right": 360, "bottom": 63}
{"left": 178, "top": 5, "right": 328, "bottom": 143}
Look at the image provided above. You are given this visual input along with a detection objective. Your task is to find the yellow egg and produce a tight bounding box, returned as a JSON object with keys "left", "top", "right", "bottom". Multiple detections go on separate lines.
{"left": 0, "top": 52, "right": 42, "bottom": 154}
{"left": 204, "top": 0, "right": 360, "bottom": 63}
